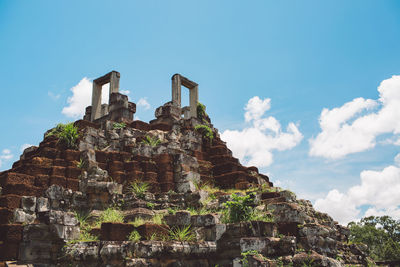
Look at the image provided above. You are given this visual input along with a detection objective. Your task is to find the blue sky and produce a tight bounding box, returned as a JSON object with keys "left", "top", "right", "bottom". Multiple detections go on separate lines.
{"left": 1, "top": 0, "right": 400, "bottom": 224}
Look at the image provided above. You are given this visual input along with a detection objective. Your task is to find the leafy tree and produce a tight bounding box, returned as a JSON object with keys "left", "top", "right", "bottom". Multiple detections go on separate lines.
{"left": 348, "top": 215, "right": 400, "bottom": 260}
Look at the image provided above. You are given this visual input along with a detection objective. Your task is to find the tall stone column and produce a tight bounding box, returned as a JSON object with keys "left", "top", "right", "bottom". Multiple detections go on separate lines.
{"left": 91, "top": 82, "right": 102, "bottom": 121}
{"left": 172, "top": 74, "right": 181, "bottom": 107}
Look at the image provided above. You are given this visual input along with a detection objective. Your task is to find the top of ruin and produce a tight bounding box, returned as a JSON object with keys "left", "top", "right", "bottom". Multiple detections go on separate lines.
{"left": 85, "top": 71, "right": 200, "bottom": 124}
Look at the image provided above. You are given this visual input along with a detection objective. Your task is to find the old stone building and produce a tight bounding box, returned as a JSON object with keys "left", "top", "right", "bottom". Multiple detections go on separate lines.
{"left": 0, "top": 72, "right": 371, "bottom": 266}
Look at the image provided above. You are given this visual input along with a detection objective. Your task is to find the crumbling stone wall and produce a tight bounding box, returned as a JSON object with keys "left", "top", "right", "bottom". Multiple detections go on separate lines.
{"left": 0, "top": 73, "right": 372, "bottom": 267}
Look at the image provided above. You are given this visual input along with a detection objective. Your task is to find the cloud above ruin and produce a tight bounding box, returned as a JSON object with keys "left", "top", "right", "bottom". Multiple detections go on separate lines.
{"left": 315, "top": 153, "right": 400, "bottom": 224}
{"left": 0, "top": 148, "right": 13, "bottom": 168}
{"left": 62, "top": 77, "right": 93, "bottom": 118}
{"left": 62, "top": 78, "right": 115, "bottom": 118}
{"left": 221, "top": 96, "right": 303, "bottom": 168}
{"left": 309, "top": 75, "right": 400, "bottom": 159}
{"left": 137, "top": 97, "right": 151, "bottom": 110}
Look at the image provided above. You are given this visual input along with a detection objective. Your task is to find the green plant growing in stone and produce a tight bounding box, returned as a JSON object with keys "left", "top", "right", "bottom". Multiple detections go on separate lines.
{"left": 187, "top": 206, "right": 212, "bottom": 216}
{"left": 250, "top": 210, "right": 274, "bottom": 223}
{"left": 197, "top": 102, "right": 209, "bottom": 124}
{"left": 129, "top": 213, "right": 165, "bottom": 227}
{"left": 241, "top": 250, "right": 267, "bottom": 267}
{"left": 194, "top": 124, "right": 213, "bottom": 144}
{"left": 148, "top": 232, "right": 168, "bottom": 241}
{"left": 222, "top": 193, "right": 256, "bottom": 223}
{"left": 58, "top": 123, "right": 79, "bottom": 149}
{"left": 76, "top": 158, "right": 86, "bottom": 169}
{"left": 67, "top": 211, "right": 98, "bottom": 244}
{"left": 113, "top": 122, "right": 126, "bottom": 129}
{"left": 128, "top": 230, "right": 141, "bottom": 242}
{"left": 129, "top": 181, "right": 149, "bottom": 199}
{"left": 167, "top": 207, "right": 178, "bottom": 215}
{"left": 169, "top": 225, "right": 196, "bottom": 242}
{"left": 96, "top": 208, "right": 124, "bottom": 227}
{"left": 146, "top": 202, "right": 155, "bottom": 209}
{"left": 141, "top": 135, "right": 161, "bottom": 147}
{"left": 46, "top": 123, "right": 67, "bottom": 137}
{"left": 74, "top": 210, "right": 92, "bottom": 227}
{"left": 46, "top": 122, "right": 79, "bottom": 149}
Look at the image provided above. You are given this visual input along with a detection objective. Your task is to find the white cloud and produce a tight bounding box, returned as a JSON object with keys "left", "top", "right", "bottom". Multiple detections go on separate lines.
{"left": 315, "top": 155, "right": 400, "bottom": 224}
{"left": 310, "top": 75, "right": 400, "bottom": 159}
{"left": 62, "top": 78, "right": 136, "bottom": 118}
{"left": 20, "top": 144, "right": 33, "bottom": 152}
{"left": 137, "top": 98, "right": 151, "bottom": 110}
{"left": 120, "top": 90, "right": 130, "bottom": 95}
{"left": 221, "top": 96, "right": 303, "bottom": 167}
{"left": 0, "top": 148, "right": 13, "bottom": 168}
{"left": 395, "top": 153, "right": 400, "bottom": 166}
{"left": 62, "top": 77, "right": 92, "bottom": 118}
{"left": 62, "top": 78, "right": 112, "bottom": 119}
{"left": 48, "top": 91, "right": 61, "bottom": 100}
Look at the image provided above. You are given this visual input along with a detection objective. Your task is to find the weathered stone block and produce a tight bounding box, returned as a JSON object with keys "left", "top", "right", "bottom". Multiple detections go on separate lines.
{"left": 63, "top": 241, "right": 100, "bottom": 262}
{"left": 164, "top": 211, "right": 191, "bottom": 226}
{"left": 101, "top": 223, "right": 135, "bottom": 241}
{"left": 136, "top": 223, "right": 169, "bottom": 240}
{"left": 13, "top": 208, "right": 36, "bottom": 224}
{"left": 268, "top": 202, "right": 311, "bottom": 224}
{"left": 100, "top": 241, "right": 130, "bottom": 265}
{"left": 0, "top": 208, "right": 13, "bottom": 224}
{"left": 21, "top": 196, "right": 36, "bottom": 212}
{"left": 0, "top": 241, "right": 19, "bottom": 260}
{"left": 124, "top": 208, "right": 155, "bottom": 222}
{"left": 36, "top": 197, "right": 50, "bottom": 212}
{"left": 0, "top": 172, "right": 34, "bottom": 187}
{"left": 176, "top": 181, "right": 196, "bottom": 193}
{"left": 66, "top": 166, "right": 82, "bottom": 178}
{"left": 240, "top": 236, "right": 296, "bottom": 257}
{"left": 34, "top": 174, "right": 49, "bottom": 187}
{"left": 0, "top": 224, "right": 23, "bottom": 241}
{"left": 51, "top": 224, "right": 80, "bottom": 240}
{"left": 0, "top": 194, "right": 21, "bottom": 209}
{"left": 191, "top": 213, "right": 221, "bottom": 227}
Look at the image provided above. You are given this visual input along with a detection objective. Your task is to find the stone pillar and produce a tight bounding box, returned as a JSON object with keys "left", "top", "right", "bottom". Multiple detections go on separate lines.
{"left": 171, "top": 74, "right": 199, "bottom": 119}
{"left": 172, "top": 74, "right": 181, "bottom": 107}
{"left": 189, "top": 85, "right": 198, "bottom": 118}
{"left": 109, "top": 71, "right": 120, "bottom": 94}
{"left": 90, "top": 71, "right": 120, "bottom": 122}
{"left": 91, "top": 82, "right": 102, "bottom": 121}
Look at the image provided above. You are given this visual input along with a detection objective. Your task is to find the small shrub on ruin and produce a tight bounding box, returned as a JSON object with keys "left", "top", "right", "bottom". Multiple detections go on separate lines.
{"left": 146, "top": 202, "right": 155, "bottom": 209}
{"left": 96, "top": 208, "right": 124, "bottom": 227}
{"left": 250, "top": 210, "right": 274, "bottom": 223}
{"left": 128, "top": 230, "right": 141, "bottom": 242}
{"left": 169, "top": 225, "right": 196, "bottom": 242}
{"left": 113, "top": 122, "right": 126, "bottom": 129}
{"left": 58, "top": 123, "right": 79, "bottom": 149}
{"left": 76, "top": 158, "right": 86, "bottom": 169}
{"left": 241, "top": 250, "right": 267, "bottom": 267}
{"left": 187, "top": 206, "right": 212, "bottom": 216}
{"left": 129, "top": 213, "right": 165, "bottom": 227}
{"left": 222, "top": 193, "right": 256, "bottom": 223}
{"left": 141, "top": 135, "right": 161, "bottom": 147}
{"left": 45, "top": 123, "right": 66, "bottom": 137}
{"left": 148, "top": 232, "right": 168, "bottom": 241}
{"left": 197, "top": 102, "right": 209, "bottom": 124}
{"left": 74, "top": 210, "right": 92, "bottom": 228}
{"left": 46, "top": 122, "right": 79, "bottom": 149}
{"left": 194, "top": 124, "right": 213, "bottom": 144}
{"left": 167, "top": 207, "right": 178, "bottom": 215}
{"left": 129, "top": 181, "right": 149, "bottom": 199}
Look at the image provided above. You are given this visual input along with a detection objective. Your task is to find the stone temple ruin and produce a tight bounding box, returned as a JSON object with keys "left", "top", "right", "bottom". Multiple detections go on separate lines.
{"left": 0, "top": 71, "right": 372, "bottom": 266}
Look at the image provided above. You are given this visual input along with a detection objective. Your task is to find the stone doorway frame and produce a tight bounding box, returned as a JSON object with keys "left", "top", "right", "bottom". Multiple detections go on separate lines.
{"left": 91, "top": 71, "right": 120, "bottom": 121}
{"left": 171, "top": 74, "right": 199, "bottom": 119}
